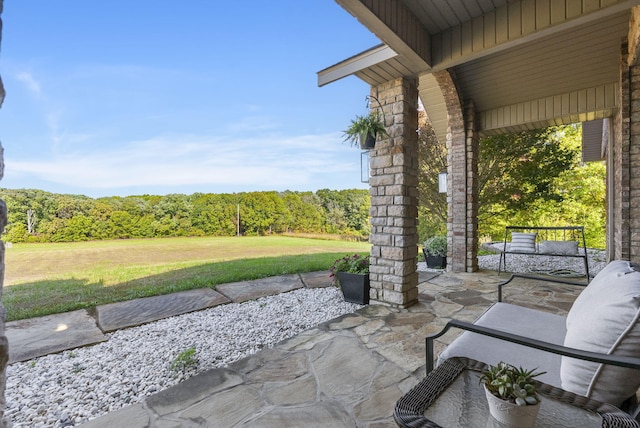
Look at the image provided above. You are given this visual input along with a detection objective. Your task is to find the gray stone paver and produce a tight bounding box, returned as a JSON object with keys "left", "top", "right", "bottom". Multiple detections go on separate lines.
{"left": 216, "top": 274, "right": 304, "bottom": 303}
{"left": 299, "top": 270, "right": 333, "bottom": 288}
{"left": 77, "top": 404, "right": 151, "bottom": 428}
{"left": 6, "top": 310, "right": 107, "bottom": 364}
{"left": 94, "top": 288, "right": 231, "bottom": 332}
{"left": 78, "top": 270, "right": 586, "bottom": 427}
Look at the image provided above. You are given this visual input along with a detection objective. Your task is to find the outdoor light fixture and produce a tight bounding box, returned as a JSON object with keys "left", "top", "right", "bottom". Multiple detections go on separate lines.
{"left": 438, "top": 172, "right": 447, "bottom": 193}
{"left": 361, "top": 151, "right": 370, "bottom": 183}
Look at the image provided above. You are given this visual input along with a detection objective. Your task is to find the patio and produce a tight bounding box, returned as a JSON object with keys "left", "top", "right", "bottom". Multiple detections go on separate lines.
{"left": 80, "top": 269, "right": 584, "bottom": 427}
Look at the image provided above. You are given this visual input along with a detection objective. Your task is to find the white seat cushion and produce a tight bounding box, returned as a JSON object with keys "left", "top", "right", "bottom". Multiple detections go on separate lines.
{"left": 561, "top": 260, "right": 640, "bottom": 406}
{"left": 439, "top": 302, "right": 567, "bottom": 388}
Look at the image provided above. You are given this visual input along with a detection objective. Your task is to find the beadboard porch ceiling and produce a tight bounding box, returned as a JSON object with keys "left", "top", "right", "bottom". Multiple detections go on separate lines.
{"left": 319, "top": 0, "right": 640, "bottom": 144}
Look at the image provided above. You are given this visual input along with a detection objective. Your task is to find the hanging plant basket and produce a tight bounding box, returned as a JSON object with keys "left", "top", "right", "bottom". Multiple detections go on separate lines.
{"left": 343, "top": 96, "right": 388, "bottom": 150}
{"left": 359, "top": 132, "right": 377, "bottom": 150}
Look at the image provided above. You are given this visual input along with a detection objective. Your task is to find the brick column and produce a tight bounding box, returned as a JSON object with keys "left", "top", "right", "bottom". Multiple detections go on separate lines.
{"left": 627, "top": 44, "right": 640, "bottom": 262}
{"left": 434, "top": 70, "right": 479, "bottom": 272}
{"left": 368, "top": 77, "right": 419, "bottom": 307}
{"left": 612, "top": 38, "right": 636, "bottom": 262}
{"left": 464, "top": 102, "right": 479, "bottom": 272}
{"left": 0, "top": 0, "right": 8, "bottom": 424}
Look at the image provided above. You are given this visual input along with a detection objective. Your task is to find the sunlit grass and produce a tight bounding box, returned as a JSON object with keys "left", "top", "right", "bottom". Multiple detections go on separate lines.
{"left": 4, "top": 236, "right": 370, "bottom": 321}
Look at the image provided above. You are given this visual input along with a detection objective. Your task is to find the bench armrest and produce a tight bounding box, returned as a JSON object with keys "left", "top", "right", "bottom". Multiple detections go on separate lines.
{"left": 498, "top": 273, "right": 588, "bottom": 302}
{"left": 425, "top": 319, "right": 640, "bottom": 374}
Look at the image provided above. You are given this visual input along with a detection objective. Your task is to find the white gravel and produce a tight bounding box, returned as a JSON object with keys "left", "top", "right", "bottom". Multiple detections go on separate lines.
{"left": 476, "top": 244, "right": 607, "bottom": 278}
{"left": 5, "top": 287, "right": 362, "bottom": 428}
{"left": 418, "top": 246, "right": 607, "bottom": 278}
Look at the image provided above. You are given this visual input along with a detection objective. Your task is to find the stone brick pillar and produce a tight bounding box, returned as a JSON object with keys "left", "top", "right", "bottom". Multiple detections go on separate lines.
{"left": 368, "top": 77, "right": 419, "bottom": 307}
{"left": 434, "top": 70, "right": 479, "bottom": 272}
{"left": 464, "top": 102, "right": 479, "bottom": 272}
{"left": 0, "top": 1, "right": 8, "bottom": 424}
{"left": 611, "top": 36, "right": 640, "bottom": 264}
{"left": 625, "top": 39, "right": 640, "bottom": 263}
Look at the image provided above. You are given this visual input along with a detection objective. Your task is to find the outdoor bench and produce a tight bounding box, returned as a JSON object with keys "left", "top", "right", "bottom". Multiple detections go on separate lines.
{"left": 498, "top": 225, "right": 590, "bottom": 282}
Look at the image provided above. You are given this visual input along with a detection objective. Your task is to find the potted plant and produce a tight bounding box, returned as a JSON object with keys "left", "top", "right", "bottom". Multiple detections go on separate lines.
{"left": 343, "top": 111, "right": 389, "bottom": 150}
{"left": 479, "top": 361, "right": 545, "bottom": 428}
{"left": 329, "top": 254, "right": 370, "bottom": 304}
{"left": 423, "top": 235, "right": 447, "bottom": 269}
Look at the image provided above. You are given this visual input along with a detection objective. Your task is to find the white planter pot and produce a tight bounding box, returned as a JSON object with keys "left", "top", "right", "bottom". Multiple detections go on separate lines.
{"left": 484, "top": 385, "right": 540, "bottom": 428}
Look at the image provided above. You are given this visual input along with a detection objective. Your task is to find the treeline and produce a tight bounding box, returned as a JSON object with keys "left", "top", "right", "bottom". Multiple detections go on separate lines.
{"left": 0, "top": 188, "right": 371, "bottom": 243}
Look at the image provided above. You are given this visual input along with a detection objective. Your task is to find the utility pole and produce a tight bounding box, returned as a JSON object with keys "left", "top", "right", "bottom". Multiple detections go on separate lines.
{"left": 236, "top": 203, "right": 240, "bottom": 237}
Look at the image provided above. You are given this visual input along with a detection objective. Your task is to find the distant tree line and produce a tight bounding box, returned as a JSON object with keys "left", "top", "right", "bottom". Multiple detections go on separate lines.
{"left": 0, "top": 189, "right": 371, "bottom": 243}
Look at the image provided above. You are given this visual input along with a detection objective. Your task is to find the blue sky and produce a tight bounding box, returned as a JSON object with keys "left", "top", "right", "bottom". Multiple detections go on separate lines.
{"left": 0, "top": 1, "right": 380, "bottom": 197}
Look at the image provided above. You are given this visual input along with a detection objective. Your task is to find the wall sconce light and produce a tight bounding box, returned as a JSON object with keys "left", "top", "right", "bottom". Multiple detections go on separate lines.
{"left": 438, "top": 171, "right": 447, "bottom": 193}
{"left": 361, "top": 151, "right": 370, "bottom": 183}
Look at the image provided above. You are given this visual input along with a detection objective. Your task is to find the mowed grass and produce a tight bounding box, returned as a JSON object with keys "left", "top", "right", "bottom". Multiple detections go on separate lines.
{"left": 3, "top": 236, "right": 370, "bottom": 321}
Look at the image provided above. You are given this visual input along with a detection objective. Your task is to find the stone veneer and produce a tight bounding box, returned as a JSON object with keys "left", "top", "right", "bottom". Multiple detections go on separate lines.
{"left": 368, "top": 77, "right": 419, "bottom": 307}
{"left": 628, "top": 42, "right": 640, "bottom": 263}
{"left": 0, "top": 0, "right": 8, "bottom": 425}
{"left": 613, "top": 36, "right": 640, "bottom": 263}
{"left": 433, "top": 70, "right": 479, "bottom": 273}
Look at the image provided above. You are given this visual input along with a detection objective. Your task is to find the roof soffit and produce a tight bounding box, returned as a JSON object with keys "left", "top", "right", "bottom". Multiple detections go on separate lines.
{"left": 323, "top": 0, "right": 640, "bottom": 137}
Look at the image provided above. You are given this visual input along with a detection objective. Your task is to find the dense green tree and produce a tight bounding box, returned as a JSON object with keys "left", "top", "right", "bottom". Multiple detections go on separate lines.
{"left": 0, "top": 188, "right": 373, "bottom": 242}
{"left": 417, "top": 110, "right": 448, "bottom": 241}
{"left": 479, "top": 126, "right": 579, "bottom": 214}
{"left": 417, "top": 118, "right": 605, "bottom": 246}
{"left": 282, "top": 191, "right": 324, "bottom": 233}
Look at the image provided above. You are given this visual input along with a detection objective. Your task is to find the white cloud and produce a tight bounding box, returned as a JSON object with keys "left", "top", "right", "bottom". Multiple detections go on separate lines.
{"left": 5, "top": 132, "right": 361, "bottom": 191}
{"left": 15, "top": 71, "right": 42, "bottom": 96}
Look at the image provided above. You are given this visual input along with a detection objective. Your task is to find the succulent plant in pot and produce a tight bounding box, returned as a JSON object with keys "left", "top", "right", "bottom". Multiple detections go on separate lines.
{"left": 479, "top": 361, "right": 545, "bottom": 427}
{"left": 343, "top": 111, "right": 389, "bottom": 150}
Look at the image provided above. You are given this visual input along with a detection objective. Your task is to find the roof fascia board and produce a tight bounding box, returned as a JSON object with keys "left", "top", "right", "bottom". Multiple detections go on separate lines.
{"left": 317, "top": 44, "right": 398, "bottom": 87}
{"left": 335, "top": 0, "right": 431, "bottom": 72}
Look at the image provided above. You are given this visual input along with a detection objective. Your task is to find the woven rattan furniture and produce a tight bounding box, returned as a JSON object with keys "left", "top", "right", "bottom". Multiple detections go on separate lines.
{"left": 394, "top": 357, "right": 639, "bottom": 428}
{"left": 426, "top": 265, "right": 640, "bottom": 418}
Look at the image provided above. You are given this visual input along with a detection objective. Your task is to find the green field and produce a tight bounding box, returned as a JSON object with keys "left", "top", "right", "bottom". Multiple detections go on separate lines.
{"left": 3, "top": 236, "right": 370, "bottom": 321}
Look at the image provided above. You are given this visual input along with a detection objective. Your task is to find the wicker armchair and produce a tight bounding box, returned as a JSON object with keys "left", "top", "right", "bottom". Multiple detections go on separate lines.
{"left": 426, "top": 264, "right": 640, "bottom": 422}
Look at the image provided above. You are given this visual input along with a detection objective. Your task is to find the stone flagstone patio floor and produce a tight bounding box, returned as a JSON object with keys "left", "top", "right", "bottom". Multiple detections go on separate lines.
{"left": 79, "top": 269, "right": 585, "bottom": 427}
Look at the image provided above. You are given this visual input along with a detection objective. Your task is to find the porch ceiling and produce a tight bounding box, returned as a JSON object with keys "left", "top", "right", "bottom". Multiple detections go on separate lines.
{"left": 319, "top": 0, "right": 640, "bottom": 143}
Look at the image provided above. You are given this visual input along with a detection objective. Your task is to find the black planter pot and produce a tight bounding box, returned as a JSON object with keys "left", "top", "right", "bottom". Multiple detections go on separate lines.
{"left": 359, "top": 132, "right": 376, "bottom": 150}
{"left": 336, "top": 272, "right": 370, "bottom": 304}
{"left": 423, "top": 249, "right": 447, "bottom": 269}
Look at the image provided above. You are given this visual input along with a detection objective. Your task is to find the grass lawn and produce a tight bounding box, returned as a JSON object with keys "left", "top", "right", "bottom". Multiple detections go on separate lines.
{"left": 3, "top": 236, "right": 370, "bottom": 321}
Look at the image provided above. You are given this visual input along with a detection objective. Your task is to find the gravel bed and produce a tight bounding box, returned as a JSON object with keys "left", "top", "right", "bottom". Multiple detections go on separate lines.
{"left": 477, "top": 244, "right": 607, "bottom": 277}
{"left": 418, "top": 246, "right": 607, "bottom": 278}
{"left": 5, "top": 287, "right": 362, "bottom": 428}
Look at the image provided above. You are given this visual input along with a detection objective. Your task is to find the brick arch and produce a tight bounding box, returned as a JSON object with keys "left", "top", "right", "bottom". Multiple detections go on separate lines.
{"left": 432, "top": 69, "right": 478, "bottom": 272}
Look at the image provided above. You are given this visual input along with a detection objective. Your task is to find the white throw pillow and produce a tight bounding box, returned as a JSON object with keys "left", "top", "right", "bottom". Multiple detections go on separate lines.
{"left": 509, "top": 232, "right": 537, "bottom": 253}
{"left": 539, "top": 240, "right": 579, "bottom": 255}
{"left": 561, "top": 260, "right": 640, "bottom": 406}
